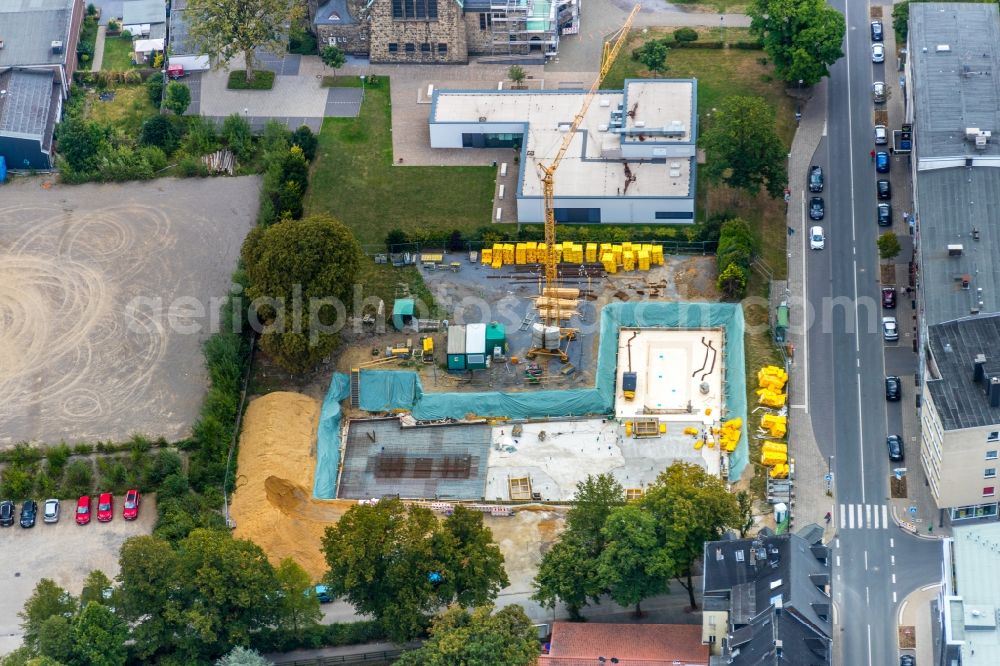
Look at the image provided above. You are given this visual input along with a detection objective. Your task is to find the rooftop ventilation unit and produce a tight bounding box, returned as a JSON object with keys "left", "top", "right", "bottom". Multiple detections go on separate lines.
{"left": 937, "top": 44, "right": 951, "bottom": 52}
{"left": 948, "top": 244, "right": 964, "bottom": 256}
{"left": 0, "top": 39, "right": 5, "bottom": 49}
{"left": 51, "top": 40, "right": 63, "bottom": 54}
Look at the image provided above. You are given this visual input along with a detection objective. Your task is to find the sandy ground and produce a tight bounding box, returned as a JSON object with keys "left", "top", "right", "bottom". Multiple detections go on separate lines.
{"left": 0, "top": 176, "right": 260, "bottom": 446}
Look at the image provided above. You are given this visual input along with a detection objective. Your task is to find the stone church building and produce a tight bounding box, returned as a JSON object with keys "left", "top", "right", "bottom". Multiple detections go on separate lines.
{"left": 312, "top": 0, "right": 580, "bottom": 65}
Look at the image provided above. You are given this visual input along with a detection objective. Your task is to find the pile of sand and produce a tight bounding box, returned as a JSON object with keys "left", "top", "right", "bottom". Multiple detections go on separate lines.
{"left": 230, "top": 391, "right": 354, "bottom": 579}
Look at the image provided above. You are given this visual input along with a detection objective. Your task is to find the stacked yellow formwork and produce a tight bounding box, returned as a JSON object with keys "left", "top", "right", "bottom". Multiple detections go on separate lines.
{"left": 651, "top": 245, "right": 664, "bottom": 265}
{"left": 637, "top": 250, "right": 650, "bottom": 271}
{"left": 479, "top": 241, "right": 664, "bottom": 272}
{"left": 481, "top": 249, "right": 493, "bottom": 265}
{"left": 757, "top": 366, "right": 788, "bottom": 391}
{"left": 756, "top": 388, "right": 787, "bottom": 408}
{"left": 585, "top": 243, "right": 598, "bottom": 262}
{"left": 719, "top": 417, "right": 742, "bottom": 452}
{"left": 622, "top": 250, "right": 635, "bottom": 272}
{"left": 761, "top": 414, "right": 787, "bottom": 438}
{"left": 515, "top": 243, "right": 527, "bottom": 264}
{"left": 526, "top": 242, "right": 537, "bottom": 263}
{"left": 602, "top": 252, "right": 617, "bottom": 274}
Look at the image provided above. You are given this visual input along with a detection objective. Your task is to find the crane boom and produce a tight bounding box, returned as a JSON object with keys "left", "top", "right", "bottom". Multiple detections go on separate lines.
{"left": 537, "top": 4, "right": 640, "bottom": 291}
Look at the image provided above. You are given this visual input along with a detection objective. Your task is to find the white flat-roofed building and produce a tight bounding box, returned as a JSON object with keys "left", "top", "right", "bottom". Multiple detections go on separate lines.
{"left": 429, "top": 79, "right": 698, "bottom": 224}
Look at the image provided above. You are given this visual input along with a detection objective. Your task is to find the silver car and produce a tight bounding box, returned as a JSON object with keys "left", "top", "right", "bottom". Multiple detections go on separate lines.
{"left": 43, "top": 498, "right": 59, "bottom": 523}
{"left": 882, "top": 316, "right": 899, "bottom": 341}
{"left": 872, "top": 43, "right": 885, "bottom": 63}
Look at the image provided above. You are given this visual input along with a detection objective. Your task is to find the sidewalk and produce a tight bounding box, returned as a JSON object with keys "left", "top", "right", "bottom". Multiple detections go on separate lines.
{"left": 784, "top": 79, "right": 835, "bottom": 537}
{"left": 91, "top": 25, "right": 106, "bottom": 72}
{"left": 897, "top": 583, "right": 941, "bottom": 666}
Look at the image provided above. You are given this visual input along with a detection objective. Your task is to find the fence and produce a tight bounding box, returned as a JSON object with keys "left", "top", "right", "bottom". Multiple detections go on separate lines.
{"left": 272, "top": 649, "right": 403, "bottom": 666}
{"left": 366, "top": 239, "right": 718, "bottom": 257}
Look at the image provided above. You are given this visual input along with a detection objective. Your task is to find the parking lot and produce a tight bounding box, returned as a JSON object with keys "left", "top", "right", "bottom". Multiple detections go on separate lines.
{"left": 0, "top": 495, "right": 156, "bottom": 655}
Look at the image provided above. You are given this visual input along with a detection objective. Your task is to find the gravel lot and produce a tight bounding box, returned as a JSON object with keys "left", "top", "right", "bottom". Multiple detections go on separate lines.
{"left": 0, "top": 494, "right": 157, "bottom": 655}
{"left": 0, "top": 176, "right": 260, "bottom": 446}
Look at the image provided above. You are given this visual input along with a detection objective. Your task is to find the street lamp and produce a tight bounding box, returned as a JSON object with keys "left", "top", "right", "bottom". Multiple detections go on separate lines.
{"left": 360, "top": 75, "right": 366, "bottom": 103}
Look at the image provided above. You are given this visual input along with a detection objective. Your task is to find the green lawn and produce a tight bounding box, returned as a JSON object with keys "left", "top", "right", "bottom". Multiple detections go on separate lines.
{"left": 101, "top": 36, "right": 137, "bottom": 71}
{"left": 304, "top": 79, "right": 495, "bottom": 246}
{"left": 227, "top": 70, "right": 276, "bottom": 90}
{"left": 84, "top": 84, "right": 158, "bottom": 136}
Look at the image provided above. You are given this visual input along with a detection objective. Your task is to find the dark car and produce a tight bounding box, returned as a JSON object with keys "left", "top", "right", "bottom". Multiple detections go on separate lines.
{"left": 0, "top": 500, "right": 14, "bottom": 527}
{"left": 809, "top": 165, "right": 824, "bottom": 193}
{"left": 871, "top": 20, "right": 883, "bottom": 41}
{"left": 886, "top": 375, "right": 902, "bottom": 401}
{"left": 900, "top": 655, "right": 915, "bottom": 666}
{"left": 809, "top": 196, "right": 825, "bottom": 220}
{"left": 877, "top": 179, "right": 891, "bottom": 200}
{"left": 882, "top": 287, "right": 897, "bottom": 309}
{"left": 887, "top": 435, "right": 905, "bottom": 462}
{"left": 876, "top": 151, "right": 890, "bottom": 173}
{"left": 20, "top": 500, "right": 37, "bottom": 528}
{"left": 878, "top": 202, "right": 892, "bottom": 226}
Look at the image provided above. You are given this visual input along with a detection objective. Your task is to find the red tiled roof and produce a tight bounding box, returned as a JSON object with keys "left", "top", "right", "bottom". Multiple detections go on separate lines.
{"left": 539, "top": 623, "right": 709, "bottom": 666}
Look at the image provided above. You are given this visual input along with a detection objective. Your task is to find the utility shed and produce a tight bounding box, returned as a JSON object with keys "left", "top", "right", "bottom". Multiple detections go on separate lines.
{"left": 447, "top": 325, "right": 466, "bottom": 371}
{"left": 391, "top": 298, "right": 415, "bottom": 331}
{"left": 485, "top": 322, "right": 506, "bottom": 358}
{"left": 465, "top": 323, "right": 487, "bottom": 369}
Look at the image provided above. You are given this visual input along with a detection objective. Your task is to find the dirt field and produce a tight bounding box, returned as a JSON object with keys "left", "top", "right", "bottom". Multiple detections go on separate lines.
{"left": 0, "top": 176, "right": 260, "bottom": 446}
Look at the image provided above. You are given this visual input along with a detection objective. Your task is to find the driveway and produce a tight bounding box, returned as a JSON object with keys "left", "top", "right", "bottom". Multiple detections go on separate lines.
{"left": 0, "top": 495, "right": 157, "bottom": 655}
{"left": 90, "top": 0, "right": 123, "bottom": 25}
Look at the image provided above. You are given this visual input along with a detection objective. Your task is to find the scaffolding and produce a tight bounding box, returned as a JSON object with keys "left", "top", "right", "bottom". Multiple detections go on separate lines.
{"left": 489, "top": 0, "right": 579, "bottom": 57}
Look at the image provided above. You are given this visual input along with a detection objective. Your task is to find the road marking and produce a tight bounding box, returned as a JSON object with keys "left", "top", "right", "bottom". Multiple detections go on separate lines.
{"left": 848, "top": 504, "right": 855, "bottom": 529}
{"left": 883, "top": 504, "right": 889, "bottom": 529}
{"left": 801, "top": 191, "right": 809, "bottom": 413}
{"left": 836, "top": 538, "right": 840, "bottom": 548}
{"left": 837, "top": 555, "right": 842, "bottom": 567}
{"left": 866, "top": 503, "right": 872, "bottom": 528}
{"left": 867, "top": 624, "right": 873, "bottom": 666}
{"left": 866, "top": 587, "right": 870, "bottom": 606}
{"left": 839, "top": 503, "right": 889, "bottom": 529}
{"left": 892, "top": 573, "right": 896, "bottom": 584}
{"left": 840, "top": 504, "right": 846, "bottom": 529}
{"left": 891, "top": 555, "right": 895, "bottom": 565}
{"left": 890, "top": 537, "right": 895, "bottom": 548}
{"left": 874, "top": 505, "right": 880, "bottom": 529}
{"left": 864, "top": 550, "right": 869, "bottom": 570}
{"left": 893, "top": 591, "right": 897, "bottom": 603}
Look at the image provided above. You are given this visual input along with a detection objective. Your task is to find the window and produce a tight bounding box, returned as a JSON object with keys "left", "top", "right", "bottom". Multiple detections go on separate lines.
{"left": 388, "top": 42, "right": 398, "bottom": 53}
{"left": 392, "top": 0, "right": 438, "bottom": 19}
{"left": 405, "top": 43, "right": 415, "bottom": 52}
{"left": 438, "top": 43, "right": 448, "bottom": 54}
{"left": 988, "top": 450, "right": 999, "bottom": 460}
{"left": 479, "top": 12, "right": 492, "bottom": 29}
{"left": 554, "top": 207, "right": 601, "bottom": 223}
{"left": 655, "top": 211, "right": 695, "bottom": 220}
{"left": 985, "top": 486, "right": 996, "bottom": 497}
{"left": 420, "top": 42, "right": 430, "bottom": 52}
{"left": 987, "top": 468, "right": 997, "bottom": 479}
{"left": 989, "top": 431, "right": 999, "bottom": 442}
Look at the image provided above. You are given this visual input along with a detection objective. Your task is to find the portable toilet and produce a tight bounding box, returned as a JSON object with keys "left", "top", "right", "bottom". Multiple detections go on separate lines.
{"left": 0, "top": 156, "right": 6, "bottom": 183}
{"left": 465, "top": 323, "right": 487, "bottom": 369}
{"left": 447, "top": 325, "right": 466, "bottom": 371}
{"left": 485, "top": 322, "right": 506, "bottom": 358}
{"left": 391, "top": 298, "right": 415, "bottom": 331}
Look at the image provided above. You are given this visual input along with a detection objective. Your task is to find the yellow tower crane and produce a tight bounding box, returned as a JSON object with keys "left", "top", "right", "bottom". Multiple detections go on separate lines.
{"left": 526, "top": 4, "right": 640, "bottom": 362}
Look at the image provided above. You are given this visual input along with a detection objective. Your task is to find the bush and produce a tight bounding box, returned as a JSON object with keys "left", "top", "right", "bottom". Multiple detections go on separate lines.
{"left": 140, "top": 114, "right": 179, "bottom": 153}
{"left": 181, "top": 116, "right": 219, "bottom": 156}
{"left": 73, "top": 443, "right": 94, "bottom": 456}
{"left": 165, "top": 81, "right": 192, "bottom": 115}
{"left": 178, "top": 155, "right": 210, "bottom": 177}
{"left": 289, "top": 27, "right": 318, "bottom": 55}
{"left": 144, "top": 449, "right": 184, "bottom": 488}
{"left": 291, "top": 126, "right": 318, "bottom": 162}
{"left": 250, "top": 621, "right": 386, "bottom": 653}
{"left": 320, "top": 46, "right": 346, "bottom": 69}
{"left": 222, "top": 113, "right": 254, "bottom": 161}
{"left": 97, "top": 458, "right": 131, "bottom": 494}
{"left": 1, "top": 467, "right": 34, "bottom": 500}
{"left": 96, "top": 145, "right": 156, "bottom": 181}
{"left": 61, "top": 460, "right": 94, "bottom": 498}
{"left": 227, "top": 70, "right": 275, "bottom": 90}
{"left": 674, "top": 27, "right": 698, "bottom": 43}
{"left": 147, "top": 72, "right": 165, "bottom": 106}
{"left": 45, "top": 444, "right": 72, "bottom": 478}
{"left": 675, "top": 40, "right": 724, "bottom": 49}
{"left": 34, "top": 467, "right": 58, "bottom": 499}
{"left": 732, "top": 40, "right": 765, "bottom": 50}
{"left": 87, "top": 2, "right": 97, "bottom": 15}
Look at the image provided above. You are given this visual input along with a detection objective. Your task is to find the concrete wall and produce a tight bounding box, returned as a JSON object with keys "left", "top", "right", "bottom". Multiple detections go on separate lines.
{"left": 368, "top": 0, "right": 468, "bottom": 64}
{"left": 515, "top": 194, "right": 695, "bottom": 224}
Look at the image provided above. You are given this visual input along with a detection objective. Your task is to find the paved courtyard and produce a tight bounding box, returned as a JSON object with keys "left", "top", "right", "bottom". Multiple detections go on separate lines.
{"left": 0, "top": 176, "right": 260, "bottom": 446}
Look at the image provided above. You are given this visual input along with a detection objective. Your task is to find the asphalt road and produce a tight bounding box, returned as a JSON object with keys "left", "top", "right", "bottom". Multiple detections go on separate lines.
{"left": 800, "top": 2, "right": 945, "bottom": 665}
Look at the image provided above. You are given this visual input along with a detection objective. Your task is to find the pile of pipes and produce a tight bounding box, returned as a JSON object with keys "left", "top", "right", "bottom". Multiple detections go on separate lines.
{"left": 534, "top": 287, "right": 580, "bottom": 320}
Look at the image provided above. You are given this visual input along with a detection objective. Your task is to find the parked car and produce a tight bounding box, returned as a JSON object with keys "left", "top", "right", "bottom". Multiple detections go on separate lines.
{"left": 877, "top": 179, "right": 892, "bottom": 200}
{"left": 0, "top": 500, "right": 14, "bottom": 527}
{"left": 882, "top": 287, "right": 897, "bottom": 309}
{"left": 809, "top": 165, "right": 824, "bottom": 193}
{"left": 313, "top": 585, "right": 333, "bottom": 603}
{"left": 875, "top": 125, "right": 888, "bottom": 144}
{"left": 871, "top": 20, "right": 883, "bottom": 41}
{"left": 97, "top": 493, "right": 114, "bottom": 523}
{"left": 878, "top": 202, "right": 893, "bottom": 226}
{"left": 43, "top": 499, "right": 60, "bottom": 524}
{"left": 887, "top": 434, "right": 905, "bottom": 462}
{"left": 876, "top": 151, "right": 890, "bottom": 172}
{"left": 76, "top": 495, "right": 92, "bottom": 525}
{"left": 900, "top": 655, "right": 915, "bottom": 666}
{"left": 123, "top": 489, "right": 140, "bottom": 521}
{"left": 810, "top": 226, "right": 826, "bottom": 250}
{"left": 873, "top": 81, "right": 886, "bottom": 103}
{"left": 882, "top": 316, "right": 899, "bottom": 341}
{"left": 872, "top": 43, "right": 885, "bottom": 63}
{"left": 19, "top": 500, "right": 37, "bottom": 528}
{"left": 886, "top": 375, "right": 902, "bottom": 401}
{"left": 809, "top": 196, "right": 825, "bottom": 220}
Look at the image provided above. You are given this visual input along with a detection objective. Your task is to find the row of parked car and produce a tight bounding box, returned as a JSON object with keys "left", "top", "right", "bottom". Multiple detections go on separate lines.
{"left": 0, "top": 490, "right": 141, "bottom": 528}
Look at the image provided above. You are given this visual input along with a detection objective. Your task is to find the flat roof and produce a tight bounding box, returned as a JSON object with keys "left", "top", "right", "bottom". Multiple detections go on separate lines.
{"left": 910, "top": 3, "right": 1000, "bottom": 160}
{"left": 951, "top": 522, "right": 1000, "bottom": 665}
{"left": 122, "top": 0, "right": 166, "bottom": 25}
{"left": 0, "top": 69, "right": 56, "bottom": 141}
{"left": 431, "top": 79, "right": 695, "bottom": 199}
{"left": 926, "top": 314, "right": 1000, "bottom": 430}
{"left": 0, "top": 0, "right": 77, "bottom": 68}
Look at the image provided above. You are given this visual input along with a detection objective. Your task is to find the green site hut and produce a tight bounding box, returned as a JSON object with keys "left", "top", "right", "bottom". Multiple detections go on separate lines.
{"left": 392, "top": 298, "right": 415, "bottom": 331}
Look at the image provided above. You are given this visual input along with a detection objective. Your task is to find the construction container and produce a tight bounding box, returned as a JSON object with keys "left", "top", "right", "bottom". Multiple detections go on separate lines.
{"left": 447, "top": 325, "right": 466, "bottom": 371}
{"left": 392, "top": 298, "right": 415, "bottom": 331}
{"left": 485, "top": 322, "right": 507, "bottom": 358}
{"left": 465, "top": 323, "right": 487, "bottom": 369}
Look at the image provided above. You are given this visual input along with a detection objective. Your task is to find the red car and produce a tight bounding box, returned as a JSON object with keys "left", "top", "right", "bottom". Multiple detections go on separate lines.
{"left": 123, "top": 489, "right": 141, "bottom": 520}
{"left": 97, "top": 493, "right": 113, "bottom": 522}
{"left": 76, "top": 496, "right": 91, "bottom": 525}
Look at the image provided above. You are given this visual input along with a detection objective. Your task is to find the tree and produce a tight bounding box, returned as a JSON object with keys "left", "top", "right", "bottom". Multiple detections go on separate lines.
{"left": 878, "top": 230, "right": 901, "bottom": 262}
{"left": 701, "top": 95, "right": 787, "bottom": 199}
{"left": 147, "top": 71, "right": 165, "bottom": 106}
{"left": 748, "top": 0, "right": 845, "bottom": 86}
{"left": 79, "top": 570, "right": 113, "bottom": 609}
{"left": 507, "top": 64, "right": 527, "bottom": 89}
{"left": 321, "top": 499, "right": 509, "bottom": 642}
{"left": 566, "top": 473, "right": 625, "bottom": 551}
{"left": 72, "top": 602, "right": 127, "bottom": 666}
{"left": 385, "top": 228, "right": 409, "bottom": 252}
{"left": 36, "top": 615, "right": 75, "bottom": 663}
{"left": 632, "top": 38, "right": 670, "bottom": 75}
{"left": 291, "top": 125, "right": 318, "bottom": 161}
{"left": 736, "top": 490, "right": 756, "bottom": 537}
{"left": 531, "top": 536, "right": 601, "bottom": 620}
{"left": 598, "top": 504, "right": 669, "bottom": 616}
{"left": 275, "top": 558, "right": 322, "bottom": 638}
{"left": 716, "top": 218, "right": 755, "bottom": 274}
{"left": 396, "top": 605, "right": 538, "bottom": 666}
{"left": 165, "top": 82, "right": 192, "bottom": 115}
{"left": 222, "top": 113, "right": 254, "bottom": 161}
{"left": 56, "top": 118, "right": 105, "bottom": 173}
{"left": 116, "top": 535, "right": 181, "bottom": 661}
{"left": 140, "top": 114, "right": 179, "bottom": 153}
{"left": 242, "top": 214, "right": 362, "bottom": 372}
{"left": 893, "top": 1, "right": 910, "bottom": 43}
{"left": 320, "top": 45, "right": 346, "bottom": 69}
{"left": 717, "top": 263, "right": 748, "bottom": 300}
{"left": 186, "top": 0, "right": 298, "bottom": 83}
{"left": 640, "top": 462, "right": 741, "bottom": 609}
{"left": 19, "top": 579, "right": 76, "bottom": 651}
{"left": 216, "top": 646, "right": 273, "bottom": 666}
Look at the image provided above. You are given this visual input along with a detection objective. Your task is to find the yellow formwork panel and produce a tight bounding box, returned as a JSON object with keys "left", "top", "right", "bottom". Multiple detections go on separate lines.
{"left": 637, "top": 250, "right": 650, "bottom": 271}
{"left": 622, "top": 250, "right": 635, "bottom": 272}
{"left": 503, "top": 244, "right": 515, "bottom": 264}
{"left": 602, "top": 253, "right": 617, "bottom": 274}
{"left": 481, "top": 249, "right": 493, "bottom": 264}
{"left": 612, "top": 245, "right": 622, "bottom": 266}
{"left": 651, "top": 245, "right": 664, "bottom": 265}
{"left": 491, "top": 255, "right": 503, "bottom": 269}
{"left": 515, "top": 243, "right": 526, "bottom": 265}
{"left": 536, "top": 243, "right": 547, "bottom": 264}
{"left": 622, "top": 242, "right": 633, "bottom": 253}
{"left": 525, "top": 241, "right": 537, "bottom": 263}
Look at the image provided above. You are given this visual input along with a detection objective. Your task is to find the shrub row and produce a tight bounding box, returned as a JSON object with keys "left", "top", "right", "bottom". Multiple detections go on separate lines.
{"left": 715, "top": 218, "right": 755, "bottom": 299}
{"left": 250, "top": 621, "right": 388, "bottom": 653}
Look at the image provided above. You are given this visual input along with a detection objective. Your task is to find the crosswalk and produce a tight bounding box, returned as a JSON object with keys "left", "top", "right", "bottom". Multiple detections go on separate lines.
{"left": 838, "top": 503, "right": 890, "bottom": 530}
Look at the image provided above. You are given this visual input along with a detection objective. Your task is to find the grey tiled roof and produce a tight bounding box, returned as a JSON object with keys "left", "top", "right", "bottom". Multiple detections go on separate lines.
{"left": 314, "top": 0, "right": 357, "bottom": 26}
{"left": 927, "top": 314, "right": 1000, "bottom": 430}
{"left": 0, "top": 69, "right": 56, "bottom": 140}
{"left": 0, "top": 0, "right": 77, "bottom": 68}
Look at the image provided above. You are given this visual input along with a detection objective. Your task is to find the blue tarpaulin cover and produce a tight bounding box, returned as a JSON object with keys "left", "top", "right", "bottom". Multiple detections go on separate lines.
{"left": 313, "top": 372, "right": 350, "bottom": 498}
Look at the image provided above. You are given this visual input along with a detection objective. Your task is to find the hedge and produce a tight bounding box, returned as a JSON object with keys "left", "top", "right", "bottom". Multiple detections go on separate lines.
{"left": 250, "top": 621, "right": 388, "bottom": 653}
{"left": 731, "top": 41, "right": 765, "bottom": 50}
{"left": 674, "top": 41, "right": 725, "bottom": 49}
